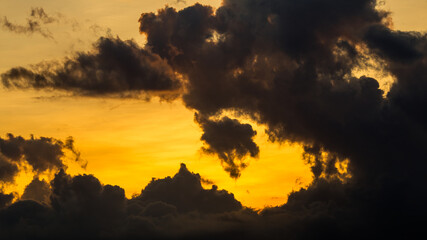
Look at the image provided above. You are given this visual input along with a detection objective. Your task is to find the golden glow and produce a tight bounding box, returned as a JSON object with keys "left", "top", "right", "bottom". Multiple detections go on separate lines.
{"left": 380, "top": 0, "right": 427, "bottom": 31}
{"left": 0, "top": 89, "right": 311, "bottom": 208}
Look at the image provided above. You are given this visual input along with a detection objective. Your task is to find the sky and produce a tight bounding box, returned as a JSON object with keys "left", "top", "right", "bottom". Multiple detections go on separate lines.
{"left": 0, "top": 0, "right": 426, "bottom": 239}
{"left": 0, "top": 0, "right": 313, "bottom": 208}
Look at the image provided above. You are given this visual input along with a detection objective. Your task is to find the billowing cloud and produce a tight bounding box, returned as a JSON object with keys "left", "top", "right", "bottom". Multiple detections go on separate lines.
{"left": 133, "top": 163, "right": 242, "bottom": 213}
{"left": 135, "top": 0, "right": 390, "bottom": 180}
{"left": 1, "top": 37, "right": 181, "bottom": 99}
{"left": 135, "top": 0, "right": 427, "bottom": 183}
{"left": 0, "top": 134, "right": 83, "bottom": 174}
{"left": 136, "top": 0, "right": 427, "bottom": 237}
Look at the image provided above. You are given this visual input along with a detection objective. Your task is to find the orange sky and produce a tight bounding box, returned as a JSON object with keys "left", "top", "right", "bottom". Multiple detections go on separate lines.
{"left": 0, "top": 0, "right": 425, "bottom": 209}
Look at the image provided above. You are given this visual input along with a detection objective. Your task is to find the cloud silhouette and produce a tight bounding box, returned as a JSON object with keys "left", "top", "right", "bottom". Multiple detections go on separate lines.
{"left": 0, "top": 134, "right": 82, "bottom": 174}
{"left": 1, "top": 37, "right": 181, "bottom": 99}
{"left": 0, "top": 163, "right": 251, "bottom": 239}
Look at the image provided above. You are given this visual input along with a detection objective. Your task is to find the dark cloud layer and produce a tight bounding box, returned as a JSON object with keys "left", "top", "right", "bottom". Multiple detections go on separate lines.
{"left": 1, "top": 37, "right": 181, "bottom": 99}
{"left": 0, "top": 164, "right": 250, "bottom": 239}
{"left": 1, "top": 162, "right": 418, "bottom": 239}
{"left": 1, "top": 0, "right": 427, "bottom": 238}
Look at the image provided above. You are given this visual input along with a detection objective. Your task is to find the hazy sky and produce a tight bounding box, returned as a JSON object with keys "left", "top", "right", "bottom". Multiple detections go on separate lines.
{"left": 0, "top": 0, "right": 425, "bottom": 209}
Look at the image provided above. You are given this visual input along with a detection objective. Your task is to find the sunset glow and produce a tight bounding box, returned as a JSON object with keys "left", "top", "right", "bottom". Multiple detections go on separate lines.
{"left": 1, "top": 0, "right": 426, "bottom": 239}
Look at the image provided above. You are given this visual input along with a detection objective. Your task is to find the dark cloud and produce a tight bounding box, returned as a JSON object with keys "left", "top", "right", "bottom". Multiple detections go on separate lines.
{"left": 136, "top": 0, "right": 390, "bottom": 182}
{"left": 0, "top": 161, "right": 421, "bottom": 240}
{"left": 1, "top": 37, "right": 181, "bottom": 99}
{"left": 0, "top": 134, "right": 82, "bottom": 173}
{"left": 365, "top": 24, "right": 425, "bottom": 62}
{"left": 133, "top": 163, "right": 242, "bottom": 214}
{"left": 0, "top": 192, "right": 14, "bottom": 209}
{"left": 0, "top": 200, "right": 55, "bottom": 239}
{"left": 196, "top": 114, "right": 259, "bottom": 178}
{"left": 0, "top": 7, "right": 58, "bottom": 38}
{"left": 136, "top": 0, "right": 426, "bottom": 183}
{"left": 0, "top": 164, "right": 250, "bottom": 239}
{"left": 2, "top": 162, "right": 411, "bottom": 239}
{"left": 136, "top": 0, "right": 427, "bottom": 238}
{"left": 0, "top": 154, "right": 19, "bottom": 184}
{"left": 49, "top": 169, "right": 127, "bottom": 238}
{"left": 139, "top": 3, "right": 215, "bottom": 62}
